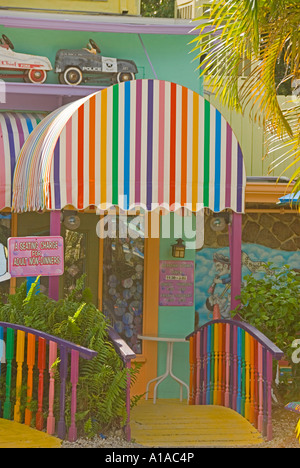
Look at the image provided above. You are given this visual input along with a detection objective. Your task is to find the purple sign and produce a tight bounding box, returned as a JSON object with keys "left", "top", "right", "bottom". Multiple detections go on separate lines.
{"left": 8, "top": 236, "right": 64, "bottom": 277}
{"left": 159, "top": 260, "right": 194, "bottom": 306}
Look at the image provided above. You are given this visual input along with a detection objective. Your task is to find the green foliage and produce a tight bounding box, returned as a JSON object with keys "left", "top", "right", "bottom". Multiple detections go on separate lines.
{"left": 232, "top": 264, "right": 300, "bottom": 402}
{"left": 192, "top": 0, "right": 300, "bottom": 192}
{"left": 141, "top": 0, "right": 175, "bottom": 17}
{"left": 0, "top": 276, "right": 140, "bottom": 437}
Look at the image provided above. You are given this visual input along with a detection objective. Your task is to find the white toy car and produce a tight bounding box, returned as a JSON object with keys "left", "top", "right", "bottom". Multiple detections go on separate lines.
{"left": 0, "top": 34, "right": 52, "bottom": 83}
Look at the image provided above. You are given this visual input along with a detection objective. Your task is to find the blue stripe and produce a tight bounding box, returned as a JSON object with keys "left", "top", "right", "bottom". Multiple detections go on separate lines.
{"left": 214, "top": 110, "right": 221, "bottom": 212}
{"left": 124, "top": 81, "right": 131, "bottom": 210}
{"left": 22, "top": 113, "right": 34, "bottom": 133}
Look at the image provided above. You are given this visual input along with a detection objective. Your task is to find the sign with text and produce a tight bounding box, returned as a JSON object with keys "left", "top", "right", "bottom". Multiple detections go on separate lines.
{"left": 8, "top": 236, "right": 64, "bottom": 277}
{"left": 159, "top": 260, "right": 194, "bottom": 306}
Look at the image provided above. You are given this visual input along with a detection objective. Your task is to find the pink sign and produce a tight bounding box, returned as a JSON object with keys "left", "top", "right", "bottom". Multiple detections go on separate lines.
{"left": 159, "top": 260, "right": 194, "bottom": 306}
{"left": 8, "top": 236, "right": 64, "bottom": 277}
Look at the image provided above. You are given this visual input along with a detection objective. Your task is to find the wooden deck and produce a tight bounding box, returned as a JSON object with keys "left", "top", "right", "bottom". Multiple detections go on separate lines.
{"left": 131, "top": 399, "right": 264, "bottom": 447}
{"left": 0, "top": 419, "right": 62, "bottom": 448}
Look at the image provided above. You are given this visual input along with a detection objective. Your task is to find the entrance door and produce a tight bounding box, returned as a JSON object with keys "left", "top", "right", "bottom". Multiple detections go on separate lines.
{"left": 99, "top": 212, "right": 160, "bottom": 397}
{"left": 102, "top": 214, "right": 145, "bottom": 355}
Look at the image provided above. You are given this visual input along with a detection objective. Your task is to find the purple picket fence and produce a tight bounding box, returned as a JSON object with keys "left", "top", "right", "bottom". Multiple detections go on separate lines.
{"left": 186, "top": 319, "right": 284, "bottom": 440}
{"left": 0, "top": 321, "right": 97, "bottom": 442}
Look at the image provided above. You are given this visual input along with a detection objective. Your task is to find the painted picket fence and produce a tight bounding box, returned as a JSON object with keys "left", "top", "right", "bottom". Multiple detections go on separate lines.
{"left": 186, "top": 319, "right": 284, "bottom": 440}
{"left": 0, "top": 321, "right": 97, "bottom": 442}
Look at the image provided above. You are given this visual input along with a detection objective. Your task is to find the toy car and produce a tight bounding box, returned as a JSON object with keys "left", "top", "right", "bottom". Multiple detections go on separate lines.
{"left": 55, "top": 39, "right": 138, "bottom": 85}
{"left": 0, "top": 34, "right": 52, "bottom": 83}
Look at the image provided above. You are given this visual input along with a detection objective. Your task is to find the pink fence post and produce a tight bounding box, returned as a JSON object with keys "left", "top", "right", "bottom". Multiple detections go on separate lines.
{"left": 257, "top": 343, "right": 263, "bottom": 433}
{"left": 36, "top": 337, "right": 46, "bottom": 431}
{"left": 195, "top": 331, "right": 201, "bottom": 405}
{"left": 57, "top": 345, "right": 68, "bottom": 439}
{"left": 189, "top": 335, "right": 195, "bottom": 405}
{"left": 232, "top": 325, "right": 238, "bottom": 411}
{"left": 202, "top": 327, "right": 207, "bottom": 405}
{"left": 68, "top": 349, "right": 79, "bottom": 442}
{"left": 47, "top": 340, "right": 57, "bottom": 435}
{"left": 224, "top": 323, "right": 230, "bottom": 407}
{"left": 266, "top": 350, "right": 273, "bottom": 440}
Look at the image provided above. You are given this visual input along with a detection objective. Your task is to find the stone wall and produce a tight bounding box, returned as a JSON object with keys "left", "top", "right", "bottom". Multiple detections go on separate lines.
{"left": 204, "top": 211, "right": 300, "bottom": 251}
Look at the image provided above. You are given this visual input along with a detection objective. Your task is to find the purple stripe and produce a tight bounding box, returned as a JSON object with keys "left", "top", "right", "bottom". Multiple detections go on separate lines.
{"left": 14, "top": 115, "right": 25, "bottom": 149}
{"left": 146, "top": 80, "right": 154, "bottom": 210}
{"left": 135, "top": 80, "right": 142, "bottom": 204}
{"left": 236, "top": 144, "right": 243, "bottom": 213}
{"left": 225, "top": 123, "right": 232, "bottom": 207}
{"left": 4, "top": 116, "right": 15, "bottom": 189}
{"left": 53, "top": 140, "right": 61, "bottom": 209}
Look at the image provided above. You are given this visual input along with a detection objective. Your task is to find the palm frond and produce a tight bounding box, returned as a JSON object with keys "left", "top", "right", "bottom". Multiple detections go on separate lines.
{"left": 192, "top": 0, "right": 300, "bottom": 190}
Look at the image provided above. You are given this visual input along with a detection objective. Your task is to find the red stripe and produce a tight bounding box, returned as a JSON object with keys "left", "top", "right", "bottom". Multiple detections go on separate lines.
{"left": 89, "top": 95, "right": 96, "bottom": 206}
{"left": 77, "top": 105, "right": 84, "bottom": 209}
{"left": 181, "top": 86, "right": 188, "bottom": 207}
{"left": 169, "top": 82, "right": 176, "bottom": 210}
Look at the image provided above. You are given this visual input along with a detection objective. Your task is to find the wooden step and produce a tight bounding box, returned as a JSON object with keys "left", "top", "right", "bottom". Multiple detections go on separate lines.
{"left": 131, "top": 399, "right": 264, "bottom": 447}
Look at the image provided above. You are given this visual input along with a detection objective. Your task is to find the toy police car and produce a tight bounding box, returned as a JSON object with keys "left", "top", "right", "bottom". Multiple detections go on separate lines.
{"left": 55, "top": 39, "right": 138, "bottom": 85}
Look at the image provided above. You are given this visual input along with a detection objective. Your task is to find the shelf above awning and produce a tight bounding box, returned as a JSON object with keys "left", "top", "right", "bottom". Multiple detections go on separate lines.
{"left": 0, "top": 82, "right": 105, "bottom": 112}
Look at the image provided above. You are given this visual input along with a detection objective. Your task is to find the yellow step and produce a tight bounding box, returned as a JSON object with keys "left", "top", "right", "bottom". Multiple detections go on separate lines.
{"left": 0, "top": 419, "right": 62, "bottom": 448}
{"left": 131, "top": 399, "right": 264, "bottom": 447}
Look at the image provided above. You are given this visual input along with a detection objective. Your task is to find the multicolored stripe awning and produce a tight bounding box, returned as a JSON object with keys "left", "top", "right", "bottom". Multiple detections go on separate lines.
{"left": 12, "top": 80, "right": 246, "bottom": 213}
{"left": 0, "top": 112, "right": 45, "bottom": 210}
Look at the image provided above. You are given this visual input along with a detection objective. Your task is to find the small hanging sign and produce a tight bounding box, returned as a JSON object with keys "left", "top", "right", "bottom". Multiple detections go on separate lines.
{"left": 8, "top": 236, "right": 64, "bottom": 277}
{"left": 159, "top": 260, "right": 194, "bottom": 306}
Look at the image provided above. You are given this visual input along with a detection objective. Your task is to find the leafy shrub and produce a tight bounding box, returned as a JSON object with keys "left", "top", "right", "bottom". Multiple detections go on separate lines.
{"left": 232, "top": 264, "right": 300, "bottom": 403}
{"left": 0, "top": 277, "right": 140, "bottom": 437}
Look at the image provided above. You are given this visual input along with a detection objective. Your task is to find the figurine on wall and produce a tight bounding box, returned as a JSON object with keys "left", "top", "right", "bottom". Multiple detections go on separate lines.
{"left": 55, "top": 39, "right": 138, "bottom": 86}
{"left": 0, "top": 34, "right": 52, "bottom": 83}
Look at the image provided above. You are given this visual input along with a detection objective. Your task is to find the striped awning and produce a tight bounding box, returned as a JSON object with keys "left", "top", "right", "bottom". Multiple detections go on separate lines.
{"left": 12, "top": 80, "right": 246, "bottom": 213}
{"left": 0, "top": 112, "right": 45, "bottom": 210}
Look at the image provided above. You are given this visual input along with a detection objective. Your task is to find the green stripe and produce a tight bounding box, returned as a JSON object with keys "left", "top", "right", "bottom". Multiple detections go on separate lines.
{"left": 210, "top": 324, "right": 214, "bottom": 405}
{"left": 112, "top": 85, "right": 119, "bottom": 205}
{"left": 3, "top": 328, "right": 14, "bottom": 419}
{"left": 203, "top": 100, "right": 210, "bottom": 207}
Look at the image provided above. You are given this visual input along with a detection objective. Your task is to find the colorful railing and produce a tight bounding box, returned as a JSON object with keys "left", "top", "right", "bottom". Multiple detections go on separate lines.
{"left": 186, "top": 319, "right": 284, "bottom": 440}
{"left": 108, "top": 327, "right": 136, "bottom": 441}
{"left": 0, "top": 321, "right": 97, "bottom": 442}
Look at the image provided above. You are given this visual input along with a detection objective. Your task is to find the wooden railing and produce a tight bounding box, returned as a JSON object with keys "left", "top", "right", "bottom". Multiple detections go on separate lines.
{"left": 0, "top": 322, "right": 97, "bottom": 442}
{"left": 186, "top": 319, "right": 284, "bottom": 440}
{"left": 108, "top": 327, "right": 136, "bottom": 441}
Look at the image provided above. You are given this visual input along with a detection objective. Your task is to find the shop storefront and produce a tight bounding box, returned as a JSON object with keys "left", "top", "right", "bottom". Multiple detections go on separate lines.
{"left": 0, "top": 12, "right": 298, "bottom": 400}
{"left": 0, "top": 79, "right": 248, "bottom": 396}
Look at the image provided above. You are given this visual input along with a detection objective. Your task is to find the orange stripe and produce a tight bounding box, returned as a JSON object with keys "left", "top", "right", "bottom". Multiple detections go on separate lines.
{"left": 78, "top": 104, "right": 84, "bottom": 209}
{"left": 170, "top": 82, "right": 176, "bottom": 209}
{"left": 89, "top": 95, "right": 96, "bottom": 206}
{"left": 100, "top": 89, "right": 107, "bottom": 207}
{"left": 192, "top": 93, "right": 199, "bottom": 211}
{"left": 181, "top": 86, "right": 188, "bottom": 207}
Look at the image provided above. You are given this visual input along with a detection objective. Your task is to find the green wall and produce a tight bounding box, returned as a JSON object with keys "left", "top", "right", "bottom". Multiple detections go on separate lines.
{"left": 1, "top": 26, "right": 202, "bottom": 93}
{"left": 157, "top": 213, "right": 196, "bottom": 399}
